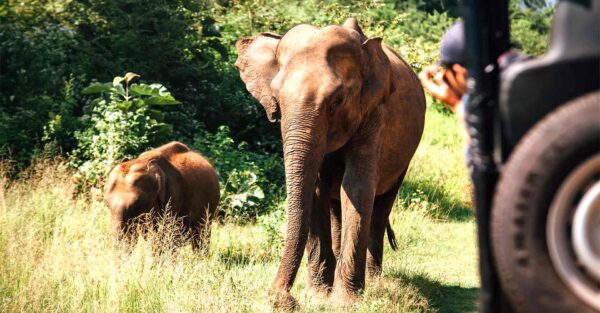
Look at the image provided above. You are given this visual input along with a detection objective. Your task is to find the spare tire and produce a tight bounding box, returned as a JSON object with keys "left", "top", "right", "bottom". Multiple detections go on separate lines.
{"left": 491, "top": 91, "right": 600, "bottom": 313}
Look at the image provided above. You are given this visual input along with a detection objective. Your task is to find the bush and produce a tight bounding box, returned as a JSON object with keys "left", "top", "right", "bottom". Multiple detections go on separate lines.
{"left": 0, "top": 20, "right": 83, "bottom": 166}
{"left": 257, "top": 203, "right": 286, "bottom": 255}
{"left": 510, "top": 1, "right": 554, "bottom": 56}
{"left": 70, "top": 73, "right": 180, "bottom": 188}
{"left": 192, "top": 126, "right": 285, "bottom": 222}
{"left": 0, "top": 0, "right": 233, "bottom": 165}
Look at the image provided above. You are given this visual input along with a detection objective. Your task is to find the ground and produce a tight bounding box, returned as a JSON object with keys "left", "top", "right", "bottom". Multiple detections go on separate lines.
{"left": 0, "top": 102, "right": 478, "bottom": 312}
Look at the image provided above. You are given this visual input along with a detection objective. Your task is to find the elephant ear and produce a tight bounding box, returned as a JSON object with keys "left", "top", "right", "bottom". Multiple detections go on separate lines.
{"left": 235, "top": 32, "right": 282, "bottom": 122}
{"left": 343, "top": 17, "right": 365, "bottom": 37}
{"left": 147, "top": 157, "right": 183, "bottom": 212}
{"left": 361, "top": 37, "right": 396, "bottom": 109}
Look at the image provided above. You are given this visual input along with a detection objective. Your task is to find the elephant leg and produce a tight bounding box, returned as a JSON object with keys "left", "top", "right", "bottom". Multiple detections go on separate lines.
{"left": 306, "top": 178, "right": 336, "bottom": 293}
{"left": 366, "top": 172, "right": 405, "bottom": 278}
{"left": 330, "top": 199, "right": 342, "bottom": 259}
{"left": 190, "top": 226, "right": 201, "bottom": 250}
{"left": 332, "top": 135, "right": 379, "bottom": 302}
{"left": 187, "top": 220, "right": 200, "bottom": 250}
{"left": 193, "top": 223, "right": 211, "bottom": 254}
{"left": 189, "top": 214, "right": 211, "bottom": 253}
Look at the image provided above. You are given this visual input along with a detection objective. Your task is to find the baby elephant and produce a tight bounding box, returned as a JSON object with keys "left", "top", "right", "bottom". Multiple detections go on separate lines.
{"left": 105, "top": 141, "right": 220, "bottom": 249}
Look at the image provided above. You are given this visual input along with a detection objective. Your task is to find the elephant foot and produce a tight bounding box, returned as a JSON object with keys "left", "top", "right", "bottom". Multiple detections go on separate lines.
{"left": 307, "top": 283, "right": 331, "bottom": 299}
{"left": 329, "top": 285, "right": 360, "bottom": 306}
{"left": 268, "top": 288, "right": 297, "bottom": 311}
{"left": 307, "top": 270, "right": 333, "bottom": 298}
{"left": 366, "top": 265, "right": 382, "bottom": 280}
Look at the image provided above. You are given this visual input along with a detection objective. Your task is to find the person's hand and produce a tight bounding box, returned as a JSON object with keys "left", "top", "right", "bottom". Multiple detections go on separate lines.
{"left": 418, "top": 64, "right": 467, "bottom": 112}
{"left": 445, "top": 64, "right": 467, "bottom": 95}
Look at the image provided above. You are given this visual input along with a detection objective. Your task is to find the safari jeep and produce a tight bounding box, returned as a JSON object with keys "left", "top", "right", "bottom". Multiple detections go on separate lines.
{"left": 463, "top": 0, "right": 599, "bottom": 312}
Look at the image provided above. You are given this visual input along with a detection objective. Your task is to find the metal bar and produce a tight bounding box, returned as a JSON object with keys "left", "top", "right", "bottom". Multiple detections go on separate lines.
{"left": 462, "top": 0, "right": 511, "bottom": 312}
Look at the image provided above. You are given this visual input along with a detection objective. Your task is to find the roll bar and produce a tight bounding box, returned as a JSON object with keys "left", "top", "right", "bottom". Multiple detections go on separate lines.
{"left": 462, "top": 0, "right": 512, "bottom": 312}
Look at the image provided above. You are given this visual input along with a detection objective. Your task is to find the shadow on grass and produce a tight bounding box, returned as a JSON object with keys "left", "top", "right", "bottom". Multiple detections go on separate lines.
{"left": 385, "top": 269, "right": 478, "bottom": 313}
{"left": 398, "top": 179, "right": 474, "bottom": 222}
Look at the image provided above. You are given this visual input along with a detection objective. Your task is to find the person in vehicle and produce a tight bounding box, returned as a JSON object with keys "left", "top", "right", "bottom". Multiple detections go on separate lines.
{"left": 419, "top": 22, "right": 468, "bottom": 120}
{"left": 419, "top": 22, "right": 529, "bottom": 142}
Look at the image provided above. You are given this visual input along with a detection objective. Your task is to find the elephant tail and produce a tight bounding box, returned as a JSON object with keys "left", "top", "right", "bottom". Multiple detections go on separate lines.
{"left": 386, "top": 222, "right": 398, "bottom": 251}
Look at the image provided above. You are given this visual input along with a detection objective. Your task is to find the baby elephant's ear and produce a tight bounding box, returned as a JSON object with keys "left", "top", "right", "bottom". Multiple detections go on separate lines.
{"left": 235, "top": 33, "right": 282, "bottom": 122}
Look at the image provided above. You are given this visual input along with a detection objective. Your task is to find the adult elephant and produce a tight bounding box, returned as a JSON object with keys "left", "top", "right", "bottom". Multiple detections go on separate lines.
{"left": 235, "top": 18, "right": 425, "bottom": 305}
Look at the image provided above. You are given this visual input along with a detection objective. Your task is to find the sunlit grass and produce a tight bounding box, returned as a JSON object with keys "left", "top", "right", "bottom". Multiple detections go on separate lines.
{"left": 0, "top": 104, "right": 477, "bottom": 312}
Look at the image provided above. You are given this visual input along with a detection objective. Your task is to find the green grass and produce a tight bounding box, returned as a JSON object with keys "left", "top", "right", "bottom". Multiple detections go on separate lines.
{"left": 0, "top": 103, "right": 478, "bottom": 312}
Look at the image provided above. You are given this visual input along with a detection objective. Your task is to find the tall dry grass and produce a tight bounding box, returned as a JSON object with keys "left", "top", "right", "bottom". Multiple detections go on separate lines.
{"left": 0, "top": 106, "right": 477, "bottom": 312}
{"left": 0, "top": 160, "right": 278, "bottom": 312}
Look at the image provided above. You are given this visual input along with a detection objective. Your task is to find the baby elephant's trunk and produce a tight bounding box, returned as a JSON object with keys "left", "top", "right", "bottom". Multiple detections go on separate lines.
{"left": 111, "top": 213, "right": 126, "bottom": 240}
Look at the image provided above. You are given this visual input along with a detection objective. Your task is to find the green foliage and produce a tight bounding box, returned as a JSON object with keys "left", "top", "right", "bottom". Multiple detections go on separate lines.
{"left": 192, "top": 126, "right": 285, "bottom": 222}
{"left": 1, "top": 0, "right": 555, "bottom": 219}
{"left": 217, "top": 0, "right": 454, "bottom": 79}
{"left": 41, "top": 75, "right": 84, "bottom": 158}
{"left": 392, "top": 0, "right": 462, "bottom": 17}
{"left": 521, "top": 0, "right": 553, "bottom": 10}
{"left": 1, "top": 0, "right": 555, "bottom": 164}
{"left": 70, "top": 73, "right": 179, "bottom": 187}
{"left": 257, "top": 203, "right": 286, "bottom": 255}
{"left": 0, "top": 19, "right": 83, "bottom": 166}
{"left": 0, "top": 0, "right": 228, "bottom": 164}
{"left": 510, "top": 0, "right": 554, "bottom": 56}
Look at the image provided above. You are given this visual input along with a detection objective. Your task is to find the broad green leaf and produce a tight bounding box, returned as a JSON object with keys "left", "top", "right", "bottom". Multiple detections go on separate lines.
{"left": 88, "top": 98, "right": 104, "bottom": 110}
{"left": 150, "top": 83, "right": 171, "bottom": 96}
{"left": 252, "top": 187, "right": 265, "bottom": 199}
{"left": 116, "top": 101, "right": 132, "bottom": 110}
{"left": 144, "top": 96, "right": 180, "bottom": 105}
{"left": 82, "top": 83, "right": 113, "bottom": 94}
{"left": 111, "top": 84, "right": 125, "bottom": 97}
{"left": 146, "top": 109, "right": 165, "bottom": 121}
{"left": 151, "top": 123, "right": 171, "bottom": 136}
{"left": 129, "top": 83, "right": 171, "bottom": 97}
{"left": 129, "top": 83, "right": 159, "bottom": 97}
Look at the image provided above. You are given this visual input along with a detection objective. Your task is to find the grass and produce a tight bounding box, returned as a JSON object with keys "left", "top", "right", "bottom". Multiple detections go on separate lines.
{"left": 0, "top": 103, "right": 478, "bottom": 312}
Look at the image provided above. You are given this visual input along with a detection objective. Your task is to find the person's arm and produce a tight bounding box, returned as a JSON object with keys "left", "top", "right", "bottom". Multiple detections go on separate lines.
{"left": 419, "top": 64, "right": 468, "bottom": 134}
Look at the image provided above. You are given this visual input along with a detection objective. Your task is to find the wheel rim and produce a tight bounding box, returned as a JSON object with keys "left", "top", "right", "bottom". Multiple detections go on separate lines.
{"left": 547, "top": 154, "right": 600, "bottom": 311}
{"left": 573, "top": 181, "right": 600, "bottom": 282}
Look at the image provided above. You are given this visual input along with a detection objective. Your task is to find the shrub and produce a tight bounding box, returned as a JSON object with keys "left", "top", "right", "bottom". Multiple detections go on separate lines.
{"left": 192, "top": 126, "right": 285, "bottom": 222}
{"left": 0, "top": 20, "right": 83, "bottom": 166}
{"left": 70, "top": 73, "right": 180, "bottom": 188}
{"left": 510, "top": 1, "right": 554, "bottom": 56}
{"left": 257, "top": 203, "right": 286, "bottom": 255}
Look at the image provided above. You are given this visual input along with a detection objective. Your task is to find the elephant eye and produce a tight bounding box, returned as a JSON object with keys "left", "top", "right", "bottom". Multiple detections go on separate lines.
{"left": 327, "top": 85, "right": 345, "bottom": 108}
{"left": 332, "top": 94, "right": 344, "bottom": 108}
{"left": 133, "top": 175, "right": 156, "bottom": 189}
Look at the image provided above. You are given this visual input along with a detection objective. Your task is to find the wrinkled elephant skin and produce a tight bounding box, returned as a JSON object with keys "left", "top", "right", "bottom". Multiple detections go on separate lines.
{"left": 105, "top": 141, "right": 220, "bottom": 250}
{"left": 235, "top": 18, "right": 425, "bottom": 305}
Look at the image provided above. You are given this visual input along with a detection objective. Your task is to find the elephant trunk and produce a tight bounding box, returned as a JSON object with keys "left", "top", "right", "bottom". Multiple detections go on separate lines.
{"left": 271, "top": 108, "right": 326, "bottom": 293}
{"left": 110, "top": 211, "right": 127, "bottom": 241}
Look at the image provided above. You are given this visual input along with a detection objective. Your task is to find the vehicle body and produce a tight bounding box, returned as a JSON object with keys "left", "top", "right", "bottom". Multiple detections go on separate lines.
{"left": 463, "top": 0, "right": 599, "bottom": 312}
